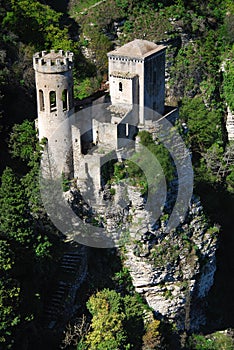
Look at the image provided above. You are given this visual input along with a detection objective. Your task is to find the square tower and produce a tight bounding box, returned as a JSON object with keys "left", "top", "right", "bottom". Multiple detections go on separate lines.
{"left": 108, "top": 39, "right": 166, "bottom": 124}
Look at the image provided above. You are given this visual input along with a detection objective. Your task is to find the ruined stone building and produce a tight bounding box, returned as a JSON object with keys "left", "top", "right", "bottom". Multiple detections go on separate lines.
{"left": 33, "top": 39, "right": 178, "bottom": 192}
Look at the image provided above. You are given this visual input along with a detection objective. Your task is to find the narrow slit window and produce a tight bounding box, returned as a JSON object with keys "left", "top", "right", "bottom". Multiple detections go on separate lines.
{"left": 49, "top": 91, "right": 57, "bottom": 112}
{"left": 119, "top": 82, "right": 123, "bottom": 92}
{"left": 39, "top": 89, "right": 45, "bottom": 111}
{"left": 126, "top": 123, "right": 129, "bottom": 137}
{"left": 62, "top": 89, "right": 68, "bottom": 111}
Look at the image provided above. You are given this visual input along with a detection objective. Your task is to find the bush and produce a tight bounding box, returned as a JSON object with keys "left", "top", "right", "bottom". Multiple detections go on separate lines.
{"left": 187, "top": 332, "right": 234, "bottom": 350}
{"left": 179, "top": 97, "right": 222, "bottom": 154}
{"left": 84, "top": 288, "right": 156, "bottom": 349}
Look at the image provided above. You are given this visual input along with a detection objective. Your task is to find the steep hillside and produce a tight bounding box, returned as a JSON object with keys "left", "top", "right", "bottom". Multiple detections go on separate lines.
{"left": 0, "top": 0, "right": 233, "bottom": 349}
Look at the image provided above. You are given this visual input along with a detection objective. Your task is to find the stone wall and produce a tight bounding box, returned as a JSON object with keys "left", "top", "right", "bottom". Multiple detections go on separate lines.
{"left": 92, "top": 118, "right": 118, "bottom": 148}
{"left": 144, "top": 51, "right": 165, "bottom": 116}
{"left": 109, "top": 73, "right": 139, "bottom": 106}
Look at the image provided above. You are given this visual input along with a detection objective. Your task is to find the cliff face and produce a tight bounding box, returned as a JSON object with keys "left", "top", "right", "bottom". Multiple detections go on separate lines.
{"left": 68, "top": 173, "right": 218, "bottom": 332}
{"left": 122, "top": 186, "right": 218, "bottom": 331}
{"left": 68, "top": 177, "right": 218, "bottom": 331}
{"left": 91, "top": 183, "right": 219, "bottom": 332}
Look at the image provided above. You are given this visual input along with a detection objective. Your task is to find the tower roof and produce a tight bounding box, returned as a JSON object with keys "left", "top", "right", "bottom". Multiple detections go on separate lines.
{"left": 108, "top": 39, "right": 166, "bottom": 59}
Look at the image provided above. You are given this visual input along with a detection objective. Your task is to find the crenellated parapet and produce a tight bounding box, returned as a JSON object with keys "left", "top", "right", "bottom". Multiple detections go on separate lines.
{"left": 33, "top": 50, "right": 73, "bottom": 74}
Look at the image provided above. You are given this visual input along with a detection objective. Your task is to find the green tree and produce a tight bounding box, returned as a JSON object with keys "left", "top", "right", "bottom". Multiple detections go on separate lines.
{"left": 223, "top": 54, "right": 234, "bottom": 112}
{"left": 0, "top": 240, "right": 14, "bottom": 272}
{"left": 179, "top": 97, "right": 222, "bottom": 154}
{"left": 123, "top": 294, "right": 145, "bottom": 348}
{"left": 9, "top": 120, "right": 44, "bottom": 213}
{"left": 9, "top": 120, "right": 40, "bottom": 165}
{"left": 84, "top": 289, "right": 157, "bottom": 349}
{"left": 3, "top": 0, "right": 74, "bottom": 50}
{"left": 87, "top": 31, "right": 113, "bottom": 74}
{"left": 0, "top": 167, "right": 33, "bottom": 244}
{"left": 0, "top": 278, "right": 20, "bottom": 347}
{"left": 85, "top": 289, "right": 128, "bottom": 349}
{"left": 8, "top": 120, "right": 53, "bottom": 259}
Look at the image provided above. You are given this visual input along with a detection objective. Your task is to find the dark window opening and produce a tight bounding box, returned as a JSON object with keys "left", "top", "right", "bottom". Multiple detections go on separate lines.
{"left": 126, "top": 123, "right": 129, "bottom": 137}
{"left": 62, "top": 89, "right": 68, "bottom": 111}
{"left": 49, "top": 91, "right": 57, "bottom": 112}
{"left": 39, "top": 89, "right": 45, "bottom": 111}
{"left": 69, "top": 88, "right": 74, "bottom": 109}
{"left": 119, "top": 82, "right": 123, "bottom": 92}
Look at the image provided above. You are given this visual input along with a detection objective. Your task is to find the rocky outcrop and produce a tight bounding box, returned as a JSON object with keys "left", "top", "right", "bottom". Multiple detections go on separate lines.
{"left": 121, "top": 186, "right": 218, "bottom": 331}
{"left": 67, "top": 180, "right": 218, "bottom": 331}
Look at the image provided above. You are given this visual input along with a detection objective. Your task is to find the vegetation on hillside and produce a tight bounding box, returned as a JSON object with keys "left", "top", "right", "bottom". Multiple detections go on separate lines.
{"left": 109, "top": 130, "right": 175, "bottom": 196}
{"left": 0, "top": 0, "right": 233, "bottom": 349}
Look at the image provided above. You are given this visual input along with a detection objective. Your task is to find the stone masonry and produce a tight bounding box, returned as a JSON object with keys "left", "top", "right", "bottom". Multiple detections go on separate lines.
{"left": 33, "top": 39, "right": 178, "bottom": 193}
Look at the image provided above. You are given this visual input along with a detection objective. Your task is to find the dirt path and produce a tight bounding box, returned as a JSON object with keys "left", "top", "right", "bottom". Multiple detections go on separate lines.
{"left": 82, "top": 0, "right": 106, "bottom": 13}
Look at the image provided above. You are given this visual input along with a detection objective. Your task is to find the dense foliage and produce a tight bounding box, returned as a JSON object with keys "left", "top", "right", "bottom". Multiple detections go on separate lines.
{"left": 84, "top": 289, "right": 144, "bottom": 349}
{"left": 0, "top": 119, "right": 59, "bottom": 347}
{"left": 0, "top": 0, "right": 233, "bottom": 349}
{"left": 75, "top": 288, "right": 166, "bottom": 350}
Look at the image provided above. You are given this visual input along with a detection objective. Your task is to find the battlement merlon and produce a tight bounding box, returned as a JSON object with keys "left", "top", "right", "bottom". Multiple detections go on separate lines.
{"left": 33, "top": 50, "right": 74, "bottom": 74}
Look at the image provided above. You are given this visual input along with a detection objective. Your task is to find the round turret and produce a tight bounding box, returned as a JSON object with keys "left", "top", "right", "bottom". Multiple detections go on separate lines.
{"left": 34, "top": 50, "right": 74, "bottom": 178}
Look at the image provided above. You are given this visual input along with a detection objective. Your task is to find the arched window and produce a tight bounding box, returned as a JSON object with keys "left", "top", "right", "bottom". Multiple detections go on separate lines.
{"left": 62, "top": 89, "right": 68, "bottom": 111}
{"left": 39, "top": 89, "right": 45, "bottom": 111}
{"left": 49, "top": 91, "right": 57, "bottom": 112}
{"left": 119, "top": 82, "right": 123, "bottom": 92}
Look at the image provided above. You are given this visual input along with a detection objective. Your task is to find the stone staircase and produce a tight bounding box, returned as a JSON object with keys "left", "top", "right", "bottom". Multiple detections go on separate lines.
{"left": 60, "top": 251, "right": 82, "bottom": 274}
{"left": 44, "top": 281, "right": 71, "bottom": 329}
{"left": 43, "top": 245, "right": 87, "bottom": 330}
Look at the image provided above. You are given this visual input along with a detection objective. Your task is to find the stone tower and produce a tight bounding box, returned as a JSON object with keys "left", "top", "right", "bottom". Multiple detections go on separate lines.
{"left": 33, "top": 50, "right": 74, "bottom": 177}
{"left": 107, "top": 39, "right": 166, "bottom": 124}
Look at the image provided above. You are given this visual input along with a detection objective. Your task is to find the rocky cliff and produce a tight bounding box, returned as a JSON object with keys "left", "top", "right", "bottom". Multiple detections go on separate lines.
{"left": 121, "top": 186, "right": 218, "bottom": 331}
{"left": 68, "top": 180, "right": 218, "bottom": 332}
